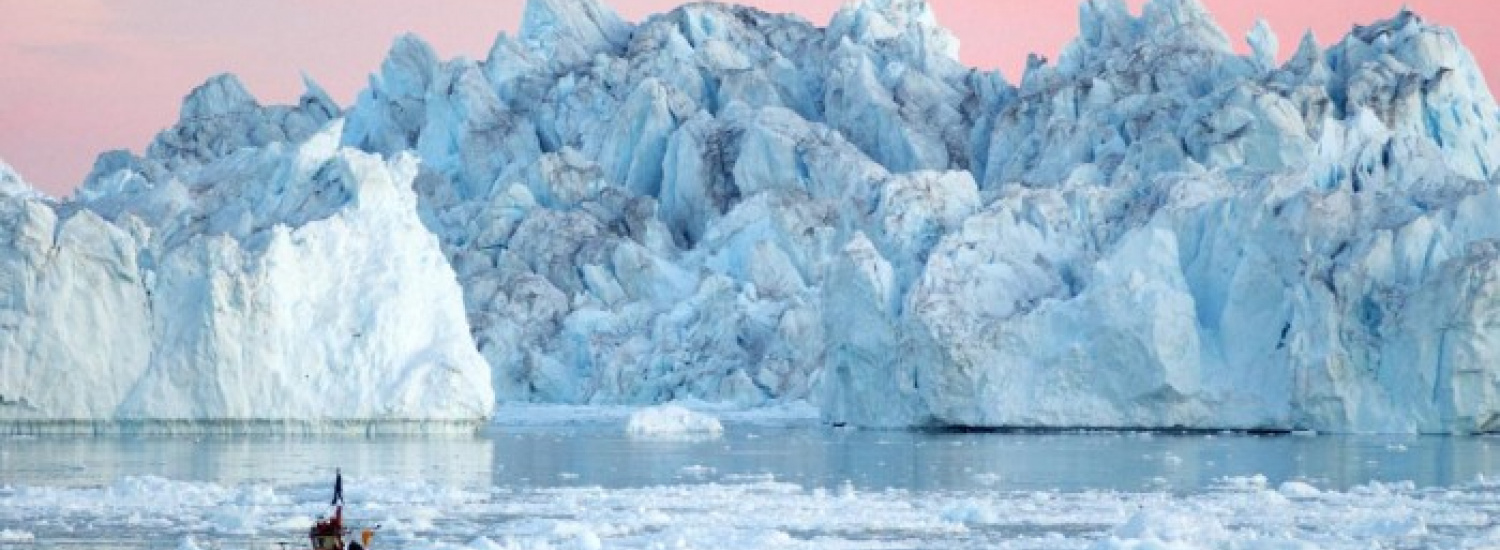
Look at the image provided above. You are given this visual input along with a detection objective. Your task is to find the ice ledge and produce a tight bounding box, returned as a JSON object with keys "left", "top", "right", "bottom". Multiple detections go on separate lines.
{"left": 0, "top": 419, "right": 487, "bottom": 436}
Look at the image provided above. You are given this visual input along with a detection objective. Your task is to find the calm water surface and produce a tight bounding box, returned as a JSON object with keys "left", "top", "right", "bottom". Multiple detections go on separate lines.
{"left": 3, "top": 425, "right": 1497, "bottom": 493}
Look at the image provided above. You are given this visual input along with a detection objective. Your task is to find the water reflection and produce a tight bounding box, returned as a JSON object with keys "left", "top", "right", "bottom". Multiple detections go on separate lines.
{"left": 2, "top": 428, "right": 1497, "bottom": 493}
{"left": 0, "top": 435, "right": 494, "bottom": 489}
{"left": 483, "top": 426, "right": 1500, "bottom": 493}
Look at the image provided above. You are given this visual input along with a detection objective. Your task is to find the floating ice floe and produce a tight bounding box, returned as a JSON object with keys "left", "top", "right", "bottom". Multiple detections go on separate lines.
{"left": 625, "top": 404, "right": 725, "bottom": 440}
{"left": 2, "top": 474, "right": 1499, "bottom": 549}
{"left": 0, "top": 529, "right": 34, "bottom": 542}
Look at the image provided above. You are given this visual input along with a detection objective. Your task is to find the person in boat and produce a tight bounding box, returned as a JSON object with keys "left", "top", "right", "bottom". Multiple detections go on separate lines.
{"left": 309, "top": 469, "right": 377, "bottom": 550}
{"left": 310, "top": 470, "right": 347, "bottom": 550}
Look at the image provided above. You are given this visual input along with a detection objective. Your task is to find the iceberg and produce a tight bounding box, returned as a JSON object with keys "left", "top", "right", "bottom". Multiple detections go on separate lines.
{"left": 1, "top": 114, "right": 491, "bottom": 431}
{"left": 625, "top": 404, "right": 725, "bottom": 440}
{"left": 4, "top": 0, "right": 1500, "bottom": 433}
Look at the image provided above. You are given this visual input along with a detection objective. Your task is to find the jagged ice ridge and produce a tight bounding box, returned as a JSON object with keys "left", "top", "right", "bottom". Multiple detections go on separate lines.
{"left": 2, "top": 0, "right": 1499, "bottom": 433}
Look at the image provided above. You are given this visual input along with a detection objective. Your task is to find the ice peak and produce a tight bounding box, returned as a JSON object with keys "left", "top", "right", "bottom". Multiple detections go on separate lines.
{"left": 1275, "top": 30, "right": 1328, "bottom": 82}
{"left": 180, "top": 74, "right": 259, "bottom": 121}
{"left": 382, "top": 34, "right": 440, "bottom": 89}
{"left": 1139, "top": 0, "right": 1232, "bottom": 51}
{"left": 297, "top": 73, "right": 340, "bottom": 118}
{"left": 391, "top": 32, "right": 437, "bottom": 55}
{"left": 1351, "top": 7, "right": 1421, "bottom": 44}
{"left": 1078, "top": 0, "right": 1136, "bottom": 50}
{"left": 849, "top": 0, "right": 940, "bottom": 26}
{"left": 519, "top": 0, "right": 630, "bottom": 61}
{"left": 0, "top": 158, "right": 38, "bottom": 198}
{"left": 1330, "top": 6, "right": 1486, "bottom": 83}
{"left": 1140, "top": 0, "right": 1215, "bottom": 26}
{"left": 1291, "top": 30, "right": 1320, "bottom": 63}
{"left": 485, "top": 31, "right": 521, "bottom": 65}
{"left": 1064, "top": 0, "right": 1234, "bottom": 74}
{"left": 1247, "top": 18, "right": 1278, "bottom": 70}
{"left": 829, "top": 0, "right": 960, "bottom": 64}
{"left": 0, "top": 158, "right": 18, "bottom": 183}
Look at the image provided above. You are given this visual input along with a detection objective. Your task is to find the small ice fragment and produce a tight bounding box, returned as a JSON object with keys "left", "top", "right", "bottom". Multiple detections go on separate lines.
{"left": 572, "top": 531, "right": 603, "bottom": 550}
{"left": 625, "top": 404, "right": 724, "bottom": 441}
{"left": 679, "top": 464, "right": 715, "bottom": 478}
{"left": 0, "top": 530, "right": 35, "bottom": 542}
{"left": 1278, "top": 480, "right": 1321, "bottom": 498}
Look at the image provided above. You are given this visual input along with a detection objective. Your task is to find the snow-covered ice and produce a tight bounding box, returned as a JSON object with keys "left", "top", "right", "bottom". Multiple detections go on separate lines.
{"left": 6, "top": 0, "right": 1500, "bottom": 433}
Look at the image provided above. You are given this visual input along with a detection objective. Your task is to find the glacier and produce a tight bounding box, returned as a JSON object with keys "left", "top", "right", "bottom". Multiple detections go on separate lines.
{"left": 4, "top": 0, "right": 1500, "bottom": 433}
{"left": 0, "top": 106, "right": 491, "bottom": 431}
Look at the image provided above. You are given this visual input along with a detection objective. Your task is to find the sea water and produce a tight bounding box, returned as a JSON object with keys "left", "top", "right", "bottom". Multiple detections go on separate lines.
{"left": 2, "top": 419, "right": 1499, "bottom": 549}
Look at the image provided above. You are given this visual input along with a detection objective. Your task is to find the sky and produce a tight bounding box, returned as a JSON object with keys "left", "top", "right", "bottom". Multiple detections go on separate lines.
{"left": 0, "top": 1, "right": 1496, "bottom": 197}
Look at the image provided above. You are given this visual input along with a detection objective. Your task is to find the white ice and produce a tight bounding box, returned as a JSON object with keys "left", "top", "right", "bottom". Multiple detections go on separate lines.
{"left": 0, "top": 122, "right": 492, "bottom": 430}
{"left": 2, "top": 473, "right": 1498, "bottom": 549}
{"left": 492, "top": 401, "right": 819, "bottom": 429}
{"left": 7, "top": 0, "right": 1500, "bottom": 433}
{"left": 625, "top": 404, "right": 725, "bottom": 440}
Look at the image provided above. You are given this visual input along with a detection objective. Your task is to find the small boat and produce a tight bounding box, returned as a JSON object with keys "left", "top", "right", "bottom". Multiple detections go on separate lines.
{"left": 308, "top": 469, "right": 376, "bottom": 550}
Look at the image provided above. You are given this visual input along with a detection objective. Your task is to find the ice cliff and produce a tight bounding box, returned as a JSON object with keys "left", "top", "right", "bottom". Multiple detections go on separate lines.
{"left": 0, "top": 81, "right": 491, "bottom": 431}
{"left": 4, "top": 0, "right": 1500, "bottom": 433}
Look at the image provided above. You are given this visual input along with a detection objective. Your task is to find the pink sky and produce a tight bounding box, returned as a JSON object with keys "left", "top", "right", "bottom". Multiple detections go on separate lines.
{"left": 1, "top": 1, "right": 1496, "bottom": 197}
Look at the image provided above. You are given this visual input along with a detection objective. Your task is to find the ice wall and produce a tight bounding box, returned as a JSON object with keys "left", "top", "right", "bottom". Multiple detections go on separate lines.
{"left": 7, "top": 0, "right": 1500, "bottom": 433}
{"left": 1, "top": 108, "right": 491, "bottom": 430}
